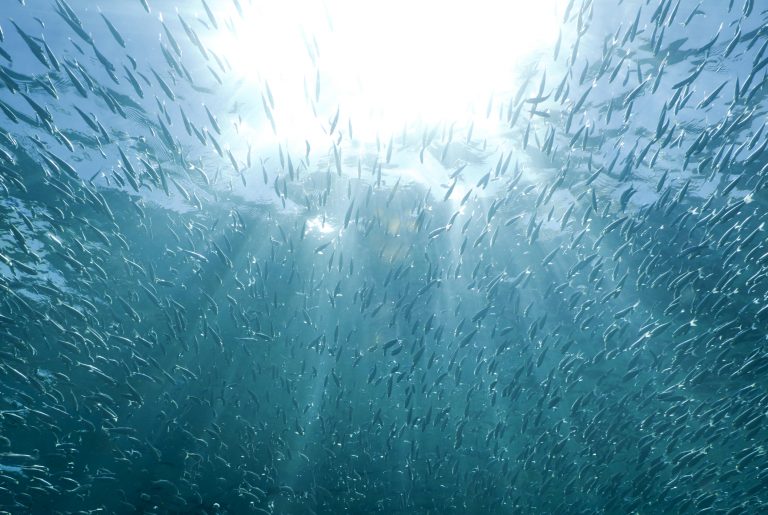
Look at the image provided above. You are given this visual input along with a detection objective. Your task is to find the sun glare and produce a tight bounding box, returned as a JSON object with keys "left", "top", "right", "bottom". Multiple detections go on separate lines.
{"left": 208, "top": 0, "right": 561, "bottom": 142}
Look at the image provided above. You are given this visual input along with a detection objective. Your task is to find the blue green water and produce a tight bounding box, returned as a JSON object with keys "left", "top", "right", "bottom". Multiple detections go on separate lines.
{"left": 1, "top": 0, "right": 767, "bottom": 513}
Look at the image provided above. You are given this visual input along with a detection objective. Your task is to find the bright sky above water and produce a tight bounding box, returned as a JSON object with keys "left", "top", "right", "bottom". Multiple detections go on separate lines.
{"left": 210, "top": 0, "right": 561, "bottom": 142}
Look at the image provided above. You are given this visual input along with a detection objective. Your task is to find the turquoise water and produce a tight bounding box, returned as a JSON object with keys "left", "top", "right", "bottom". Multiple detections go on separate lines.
{"left": 0, "top": 0, "right": 767, "bottom": 513}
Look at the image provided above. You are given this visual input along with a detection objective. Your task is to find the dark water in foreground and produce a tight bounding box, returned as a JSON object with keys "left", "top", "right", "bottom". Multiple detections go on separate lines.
{"left": 1, "top": 0, "right": 768, "bottom": 513}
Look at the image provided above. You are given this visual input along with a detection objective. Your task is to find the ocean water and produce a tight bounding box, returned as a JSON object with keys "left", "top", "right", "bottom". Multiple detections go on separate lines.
{"left": 0, "top": 0, "right": 767, "bottom": 513}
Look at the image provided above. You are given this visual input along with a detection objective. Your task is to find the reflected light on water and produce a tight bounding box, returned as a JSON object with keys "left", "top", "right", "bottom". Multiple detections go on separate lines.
{"left": 209, "top": 0, "right": 561, "bottom": 143}
{"left": 305, "top": 216, "right": 337, "bottom": 235}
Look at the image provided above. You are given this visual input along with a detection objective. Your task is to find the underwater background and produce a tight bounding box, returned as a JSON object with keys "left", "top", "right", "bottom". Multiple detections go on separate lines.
{"left": 1, "top": 0, "right": 767, "bottom": 513}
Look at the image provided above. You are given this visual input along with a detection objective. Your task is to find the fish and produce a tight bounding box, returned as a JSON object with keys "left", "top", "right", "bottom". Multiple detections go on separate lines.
{"left": 0, "top": 2, "right": 765, "bottom": 514}
{"left": 10, "top": 20, "right": 50, "bottom": 68}
{"left": 99, "top": 11, "right": 125, "bottom": 48}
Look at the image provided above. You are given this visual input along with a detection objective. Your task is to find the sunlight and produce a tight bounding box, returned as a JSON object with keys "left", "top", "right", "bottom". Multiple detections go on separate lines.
{"left": 305, "top": 215, "right": 336, "bottom": 235}
{"left": 208, "top": 0, "right": 561, "bottom": 143}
